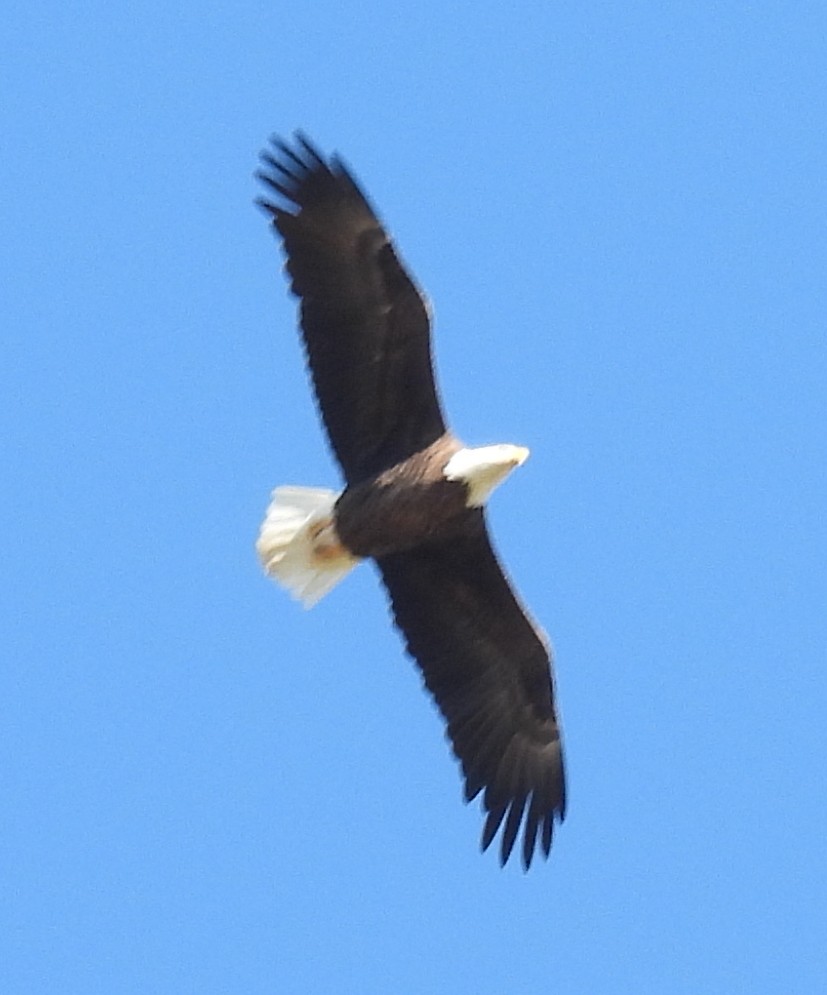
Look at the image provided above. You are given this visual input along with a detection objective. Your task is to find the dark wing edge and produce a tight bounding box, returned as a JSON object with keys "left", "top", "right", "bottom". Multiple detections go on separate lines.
{"left": 377, "top": 517, "right": 566, "bottom": 870}
{"left": 256, "top": 133, "right": 448, "bottom": 483}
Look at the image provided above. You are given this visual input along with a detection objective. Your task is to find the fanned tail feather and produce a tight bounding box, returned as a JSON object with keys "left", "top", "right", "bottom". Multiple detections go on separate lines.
{"left": 256, "top": 486, "right": 359, "bottom": 607}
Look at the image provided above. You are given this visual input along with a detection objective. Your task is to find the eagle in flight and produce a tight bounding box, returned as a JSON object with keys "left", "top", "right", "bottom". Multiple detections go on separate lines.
{"left": 255, "top": 134, "right": 566, "bottom": 868}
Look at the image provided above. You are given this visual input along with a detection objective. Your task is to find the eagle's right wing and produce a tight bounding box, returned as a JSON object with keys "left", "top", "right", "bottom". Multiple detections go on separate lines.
{"left": 257, "top": 135, "right": 447, "bottom": 485}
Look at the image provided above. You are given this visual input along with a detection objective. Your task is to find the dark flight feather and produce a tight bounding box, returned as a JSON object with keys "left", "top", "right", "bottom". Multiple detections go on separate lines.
{"left": 257, "top": 133, "right": 447, "bottom": 485}
{"left": 377, "top": 519, "right": 566, "bottom": 869}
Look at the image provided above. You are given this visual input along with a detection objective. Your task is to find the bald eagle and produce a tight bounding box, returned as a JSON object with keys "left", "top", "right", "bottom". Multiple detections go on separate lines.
{"left": 255, "top": 134, "right": 566, "bottom": 869}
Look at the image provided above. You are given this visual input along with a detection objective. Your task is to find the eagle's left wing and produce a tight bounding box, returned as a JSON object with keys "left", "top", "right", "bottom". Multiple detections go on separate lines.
{"left": 377, "top": 516, "right": 566, "bottom": 869}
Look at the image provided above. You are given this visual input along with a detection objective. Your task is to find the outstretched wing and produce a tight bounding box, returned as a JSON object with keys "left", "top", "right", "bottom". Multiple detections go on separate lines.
{"left": 257, "top": 134, "right": 448, "bottom": 485}
{"left": 377, "top": 516, "right": 566, "bottom": 869}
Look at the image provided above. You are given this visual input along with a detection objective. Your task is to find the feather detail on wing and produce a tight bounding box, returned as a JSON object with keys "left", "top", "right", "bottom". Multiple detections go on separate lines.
{"left": 257, "top": 134, "right": 447, "bottom": 484}
{"left": 377, "top": 515, "right": 566, "bottom": 869}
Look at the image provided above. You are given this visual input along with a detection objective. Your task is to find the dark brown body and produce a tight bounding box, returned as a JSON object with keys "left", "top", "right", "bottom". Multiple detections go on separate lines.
{"left": 334, "top": 436, "right": 471, "bottom": 558}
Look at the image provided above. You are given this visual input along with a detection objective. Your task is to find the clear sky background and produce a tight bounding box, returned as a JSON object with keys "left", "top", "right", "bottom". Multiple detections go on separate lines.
{"left": 3, "top": 2, "right": 826, "bottom": 992}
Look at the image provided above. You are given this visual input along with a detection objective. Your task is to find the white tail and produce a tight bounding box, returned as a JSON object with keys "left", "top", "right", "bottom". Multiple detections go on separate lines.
{"left": 256, "top": 486, "right": 359, "bottom": 608}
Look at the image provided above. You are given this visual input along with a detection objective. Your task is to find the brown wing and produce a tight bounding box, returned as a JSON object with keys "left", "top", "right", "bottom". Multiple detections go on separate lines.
{"left": 377, "top": 515, "right": 566, "bottom": 869}
{"left": 257, "top": 134, "right": 447, "bottom": 485}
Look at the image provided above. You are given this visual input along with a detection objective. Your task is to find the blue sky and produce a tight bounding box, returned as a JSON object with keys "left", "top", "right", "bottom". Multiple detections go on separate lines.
{"left": 3, "top": 2, "right": 826, "bottom": 992}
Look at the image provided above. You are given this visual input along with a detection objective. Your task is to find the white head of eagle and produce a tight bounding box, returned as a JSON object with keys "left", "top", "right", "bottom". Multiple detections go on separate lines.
{"left": 443, "top": 444, "right": 530, "bottom": 507}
